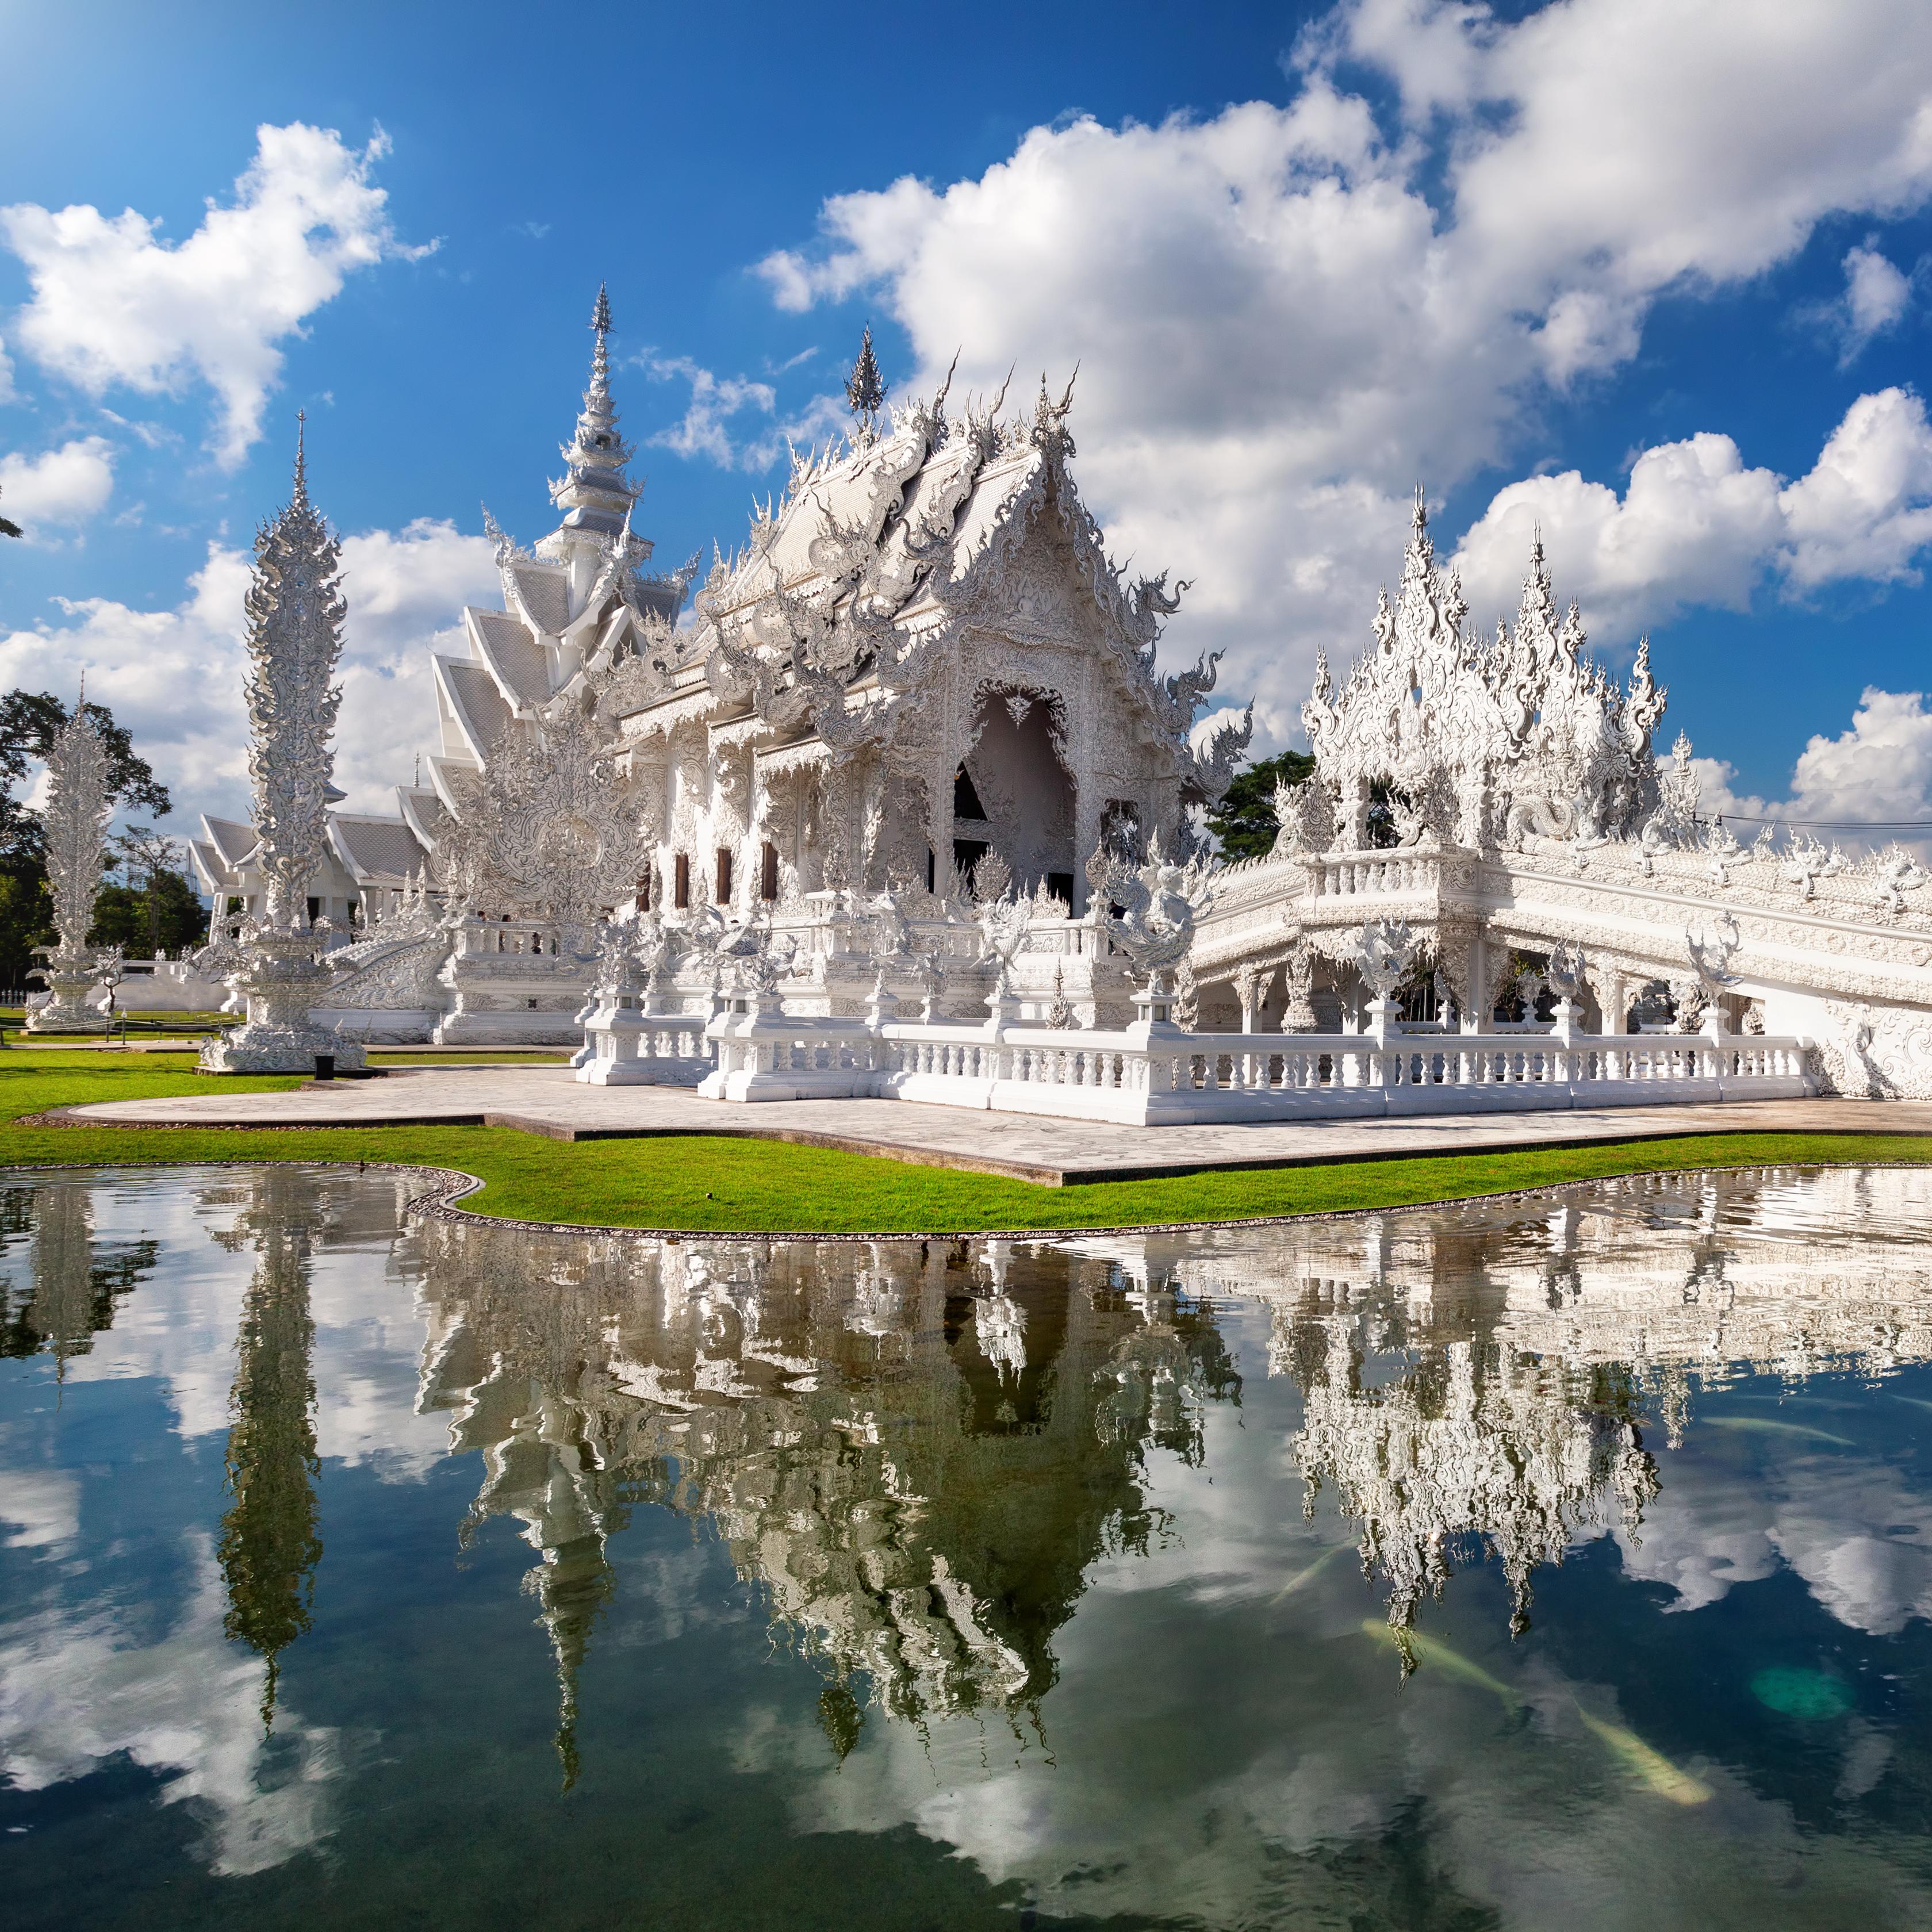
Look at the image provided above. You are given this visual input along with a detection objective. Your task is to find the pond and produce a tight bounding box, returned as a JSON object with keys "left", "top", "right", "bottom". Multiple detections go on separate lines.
{"left": 5, "top": 1163, "right": 1932, "bottom": 1930}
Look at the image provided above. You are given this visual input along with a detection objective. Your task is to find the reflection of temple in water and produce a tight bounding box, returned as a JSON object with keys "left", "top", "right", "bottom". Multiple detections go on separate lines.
{"left": 1095, "top": 1166, "right": 1932, "bottom": 1634}
{"left": 200, "top": 1165, "right": 417, "bottom": 1727}
{"left": 0, "top": 1182, "right": 158, "bottom": 1373}
{"left": 409, "top": 1217, "right": 1240, "bottom": 1772}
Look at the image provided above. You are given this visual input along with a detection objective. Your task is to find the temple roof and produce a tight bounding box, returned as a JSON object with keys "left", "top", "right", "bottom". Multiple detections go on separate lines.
{"left": 610, "top": 362, "right": 1248, "bottom": 803}
{"left": 434, "top": 653, "right": 515, "bottom": 763}
{"left": 328, "top": 813, "right": 429, "bottom": 883}
{"left": 467, "top": 607, "right": 555, "bottom": 711}
{"left": 203, "top": 814, "right": 259, "bottom": 867}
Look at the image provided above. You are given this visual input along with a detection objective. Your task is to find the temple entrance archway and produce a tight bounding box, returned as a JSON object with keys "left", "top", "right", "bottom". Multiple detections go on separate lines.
{"left": 957, "top": 689, "right": 1077, "bottom": 904}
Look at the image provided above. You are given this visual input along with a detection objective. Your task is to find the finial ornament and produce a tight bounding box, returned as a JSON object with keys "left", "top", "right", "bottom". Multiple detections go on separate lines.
{"left": 845, "top": 324, "right": 887, "bottom": 442}
{"left": 591, "top": 282, "right": 612, "bottom": 338}
{"left": 292, "top": 409, "right": 309, "bottom": 508}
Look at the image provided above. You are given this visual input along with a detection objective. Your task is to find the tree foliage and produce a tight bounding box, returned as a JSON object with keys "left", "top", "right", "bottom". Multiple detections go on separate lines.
{"left": 1205, "top": 749, "right": 1316, "bottom": 862}
{"left": 90, "top": 873, "right": 205, "bottom": 959}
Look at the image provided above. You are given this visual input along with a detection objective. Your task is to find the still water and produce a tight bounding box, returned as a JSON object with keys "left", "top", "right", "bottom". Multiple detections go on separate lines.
{"left": 5, "top": 1164, "right": 1932, "bottom": 1929}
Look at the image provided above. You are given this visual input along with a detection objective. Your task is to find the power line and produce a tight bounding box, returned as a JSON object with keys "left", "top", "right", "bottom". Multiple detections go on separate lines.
{"left": 1709, "top": 812, "right": 1932, "bottom": 830}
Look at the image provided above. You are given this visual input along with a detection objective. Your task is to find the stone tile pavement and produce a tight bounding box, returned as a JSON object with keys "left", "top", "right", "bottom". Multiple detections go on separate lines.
{"left": 48, "top": 1065, "right": 1932, "bottom": 1186}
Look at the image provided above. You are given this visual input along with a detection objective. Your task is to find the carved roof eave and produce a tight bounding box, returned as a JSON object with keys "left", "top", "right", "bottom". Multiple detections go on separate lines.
{"left": 325, "top": 815, "right": 428, "bottom": 888}
{"left": 618, "top": 679, "right": 723, "bottom": 742}
{"left": 397, "top": 785, "right": 450, "bottom": 851}
{"left": 501, "top": 569, "right": 555, "bottom": 642}
{"left": 707, "top": 711, "right": 766, "bottom": 754}
{"left": 946, "top": 449, "right": 1178, "bottom": 736}
{"left": 189, "top": 838, "right": 240, "bottom": 896}
{"left": 754, "top": 736, "right": 833, "bottom": 777}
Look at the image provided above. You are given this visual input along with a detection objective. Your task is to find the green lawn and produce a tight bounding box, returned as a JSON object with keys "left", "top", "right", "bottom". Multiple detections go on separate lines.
{"left": 1, "top": 1045, "right": 1929, "bottom": 1236}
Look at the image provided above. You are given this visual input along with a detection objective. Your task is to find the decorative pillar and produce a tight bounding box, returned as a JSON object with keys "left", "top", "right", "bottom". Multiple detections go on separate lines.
{"left": 199, "top": 424, "right": 366, "bottom": 1074}
{"left": 1234, "top": 964, "right": 1263, "bottom": 1033}
{"left": 26, "top": 704, "right": 117, "bottom": 1036}
{"left": 1462, "top": 928, "right": 1486, "bottom": 1033}
{"left": 1600, "top": 963, "right": 1628, "bottom": 1036}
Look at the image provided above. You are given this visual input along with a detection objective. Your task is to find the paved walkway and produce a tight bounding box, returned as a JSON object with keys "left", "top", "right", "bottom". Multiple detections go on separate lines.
{"left": 49, "top": 1066, "right": 1932, "bottom": 1185}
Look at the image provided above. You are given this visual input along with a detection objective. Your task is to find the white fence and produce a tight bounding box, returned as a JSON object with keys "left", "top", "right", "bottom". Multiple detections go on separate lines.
{"left": 675, "top": 998, "right": 1815, "bottom": 1124}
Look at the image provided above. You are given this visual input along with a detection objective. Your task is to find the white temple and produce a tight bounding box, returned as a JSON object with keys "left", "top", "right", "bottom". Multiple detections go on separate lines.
{"left": 186, "top": 292, "right": 1932, "bottom": 1110}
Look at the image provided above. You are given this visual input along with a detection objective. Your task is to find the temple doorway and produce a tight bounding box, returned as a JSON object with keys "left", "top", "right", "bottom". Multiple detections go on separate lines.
{"left": 957, "top": 691, "right": 1077, "bottom": 904}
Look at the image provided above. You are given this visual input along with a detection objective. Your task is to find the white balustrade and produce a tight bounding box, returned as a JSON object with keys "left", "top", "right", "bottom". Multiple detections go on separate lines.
{"left": 581, "top": 976, "right": 1819, "bottom": 1120}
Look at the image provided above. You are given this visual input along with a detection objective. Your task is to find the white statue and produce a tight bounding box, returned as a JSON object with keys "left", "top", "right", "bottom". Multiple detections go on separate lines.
{"left": 26, "top": 704, "right": 118, "bottom": 1035}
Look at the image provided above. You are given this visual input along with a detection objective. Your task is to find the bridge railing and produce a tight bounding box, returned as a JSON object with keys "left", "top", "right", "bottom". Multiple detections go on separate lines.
{"left": 653, "top": 995, "right": 1816, "bottom": 1121}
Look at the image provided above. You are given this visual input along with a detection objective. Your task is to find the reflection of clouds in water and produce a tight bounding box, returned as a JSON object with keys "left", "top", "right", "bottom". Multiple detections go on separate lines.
{"left": 791, "top": 1575, "right": 1918, "bottom": 1929}
{"left": 1621, "top": 1451, "right": 1932, "bottom": 1632}
{"left": 1772, "top": 1463, "right": 1932, "bottom": 1635}
{"left": 0, "top": 1537, "right": 343, "bottom": 1876}
{"left": 0, "top": 1467, "right": 79, "bottom": 1550}
{"left": 608, "top": 1542, "right": 749, "bottom": 1650}
{"left": 5, "top": 1169, "right": 448, "bottom": 1477}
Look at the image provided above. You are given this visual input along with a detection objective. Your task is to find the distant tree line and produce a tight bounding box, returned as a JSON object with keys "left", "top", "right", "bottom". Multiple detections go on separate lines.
{"left": 0, "top": 689, "right": 204, "bottom": 988}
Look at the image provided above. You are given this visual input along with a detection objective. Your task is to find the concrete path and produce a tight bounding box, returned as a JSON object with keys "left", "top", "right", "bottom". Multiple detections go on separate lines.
{"left": 47, "top": 1065, "right": 1932, "bottom": 1185}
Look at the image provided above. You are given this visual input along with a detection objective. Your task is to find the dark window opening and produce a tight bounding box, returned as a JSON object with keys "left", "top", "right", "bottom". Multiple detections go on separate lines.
{"left": 760, "top": 841, "right": 779, "bottom": 902}
{"left": 716, "top": 848, "right": 733, "bottom": 904}
{"left": 1046, "top": 871, "right": 1075, "bottom": 907}
{"left": 306, "top": 896, "right": 323, "bottom": 925}
{"left": 635, "top": 871, "right": 651, "bottom": 910}
{"left": 953, "top": 765, "right": 988, "bottom": 821}
{"left": 674, "top": 853, "right": 690, "bottom": 910}
{"left": 953, "top": 838, "right": 988, "bottom": 882}
{"left": 926, "top": 845, "right": 936, "bottom": 892}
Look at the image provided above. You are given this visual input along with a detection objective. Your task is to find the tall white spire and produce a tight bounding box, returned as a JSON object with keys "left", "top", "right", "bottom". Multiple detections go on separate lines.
{"left": 550, "top": 283, "right": 640, "bottom": 536}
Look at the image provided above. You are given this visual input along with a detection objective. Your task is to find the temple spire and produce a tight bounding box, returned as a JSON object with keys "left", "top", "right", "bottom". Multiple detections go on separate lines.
{"left": 549, "top": 283, "right": 639, "bottom": 535}
{"left": 845, "top": 324, "right": 887, "bottom": 443}
{"left": 292, "top": 410, "right": 309, "bottom": 510}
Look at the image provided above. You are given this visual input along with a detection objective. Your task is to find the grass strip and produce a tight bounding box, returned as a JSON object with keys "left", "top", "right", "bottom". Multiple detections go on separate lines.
{"left": 2, "top": 1047, "right": 1929, "bottom": 1236}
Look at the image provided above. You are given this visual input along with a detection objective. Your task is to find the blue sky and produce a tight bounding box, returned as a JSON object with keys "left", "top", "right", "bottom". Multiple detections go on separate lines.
{"left": 3, "top": 0, "right": 1931, "bottom": 838}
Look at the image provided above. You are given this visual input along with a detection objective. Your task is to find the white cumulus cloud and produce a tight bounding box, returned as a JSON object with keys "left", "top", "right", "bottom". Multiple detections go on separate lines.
{"left": 1, "top": 123, "right": 430, "bottom": 468}
{"left": 0, "top": 435, "right": 115, "bottom": 539}
{"left": 641, "top": 352, "right": 846, "bottom": 472}
{"left": 1692, "top": 688, "right": 1932, "bottom": 855}
{"left": 752, "top": 0, "right": 1932, "bottom": 755}
{"left": 1451, "top": 388, "right": 1932, "bottom": 639}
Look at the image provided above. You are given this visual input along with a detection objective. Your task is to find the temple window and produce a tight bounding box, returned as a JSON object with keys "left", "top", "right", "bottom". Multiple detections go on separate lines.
{"left": 716, "top": 848, "right": 733, "bottom": 903}
{"left": 674, "top": 853, "right": 690, "bottom": 909}
{"left": 760, "top": 841, "right": 779, "bottom": 902}
{"left": 635, "top": 871, "right": 651, "bottom": 911}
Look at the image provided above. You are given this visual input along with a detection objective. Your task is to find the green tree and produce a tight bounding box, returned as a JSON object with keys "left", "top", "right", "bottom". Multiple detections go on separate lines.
{"left": 89, "top": 872, "right": 205, "bottom": 960}
{"left": 1205, "top": 748, "right": 1316, "bottom": 861}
